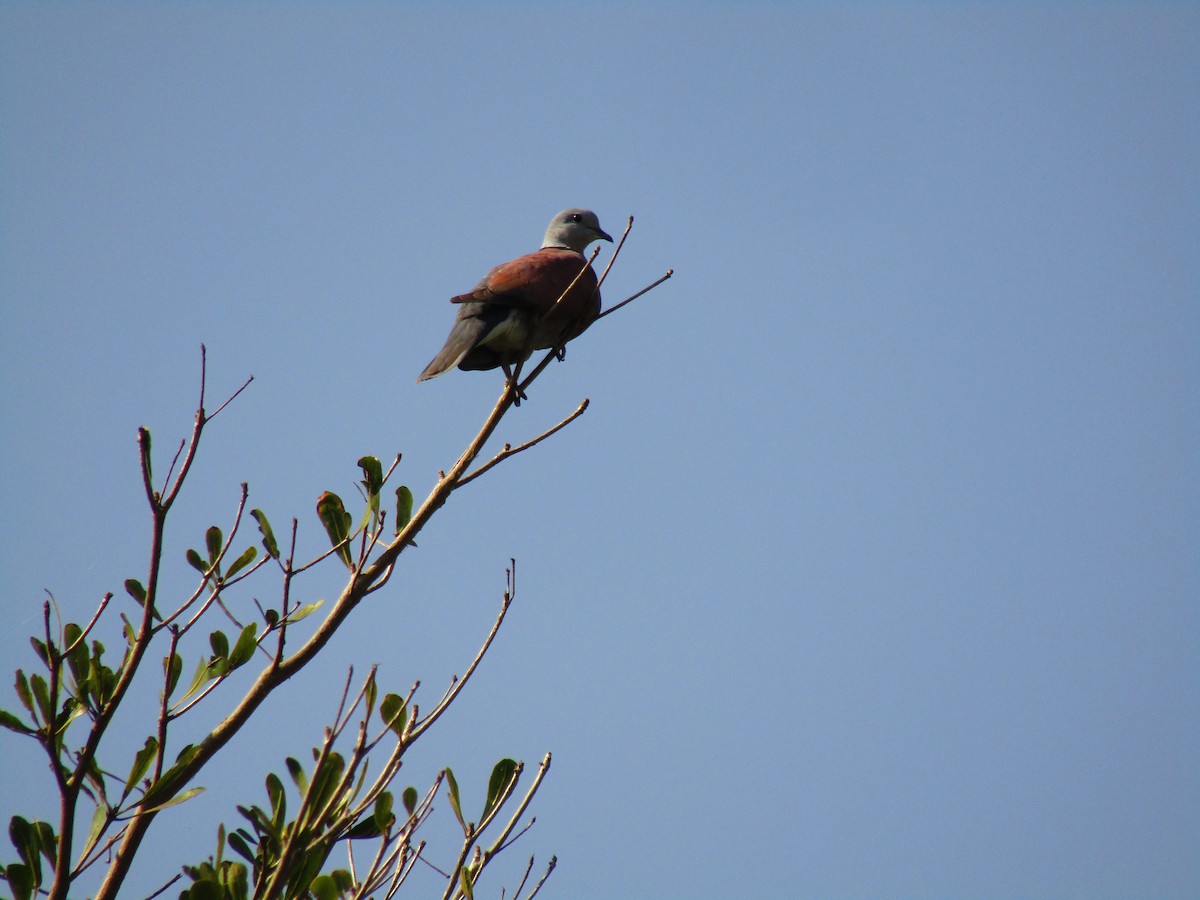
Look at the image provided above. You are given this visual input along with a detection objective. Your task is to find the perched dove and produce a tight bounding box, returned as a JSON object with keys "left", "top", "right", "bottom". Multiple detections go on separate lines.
{"left": 417, "top": 208, "right": 612, "bottom": 382}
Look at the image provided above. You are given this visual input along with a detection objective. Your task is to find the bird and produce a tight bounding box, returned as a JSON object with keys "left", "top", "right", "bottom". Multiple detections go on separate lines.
{"left": 417, "top": 208, "right": 613, "bottom": 385}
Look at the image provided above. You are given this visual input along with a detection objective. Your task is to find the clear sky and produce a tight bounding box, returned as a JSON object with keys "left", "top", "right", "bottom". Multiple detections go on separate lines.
{"left": 2, "top": 3, "right": 1197, "bottom": 898}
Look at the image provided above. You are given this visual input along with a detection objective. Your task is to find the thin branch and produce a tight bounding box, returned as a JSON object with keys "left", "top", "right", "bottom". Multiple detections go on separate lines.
{"left": 511, "top": 855, "right": 536, "bottom": 900}
{"left": 459, "top": 400, "right": 590, "bottom": 487}
{"left": 594, "top": 215, "right": 633, "bottom": 294}
{"left": 408, "top": 583, "right": 513, "bottom": 744}
{"left": 525, "top": 857, "right": 556, "bottom": 900}
{"left": 384, "top": 838, "right": 427, "bottom": 899}
{"left": 207, "top": 374, "right": 254, "bottom": 420}
{"left": 65, "top": 593, "right": 113, "bottom": 656}
{"left": 142, "top": 872, "right": 183, "bottom": 900}
{"left": 595, "top": 268, "right": 674, "bottom": 321}
{"left": 158, "top": 439, "right": 186, "bottom": 501}
{"left": 495, "top": 818, "right": 537, "bottom": 856}
{"left": 153, "top": 628, "right": 182, "bottom": 780}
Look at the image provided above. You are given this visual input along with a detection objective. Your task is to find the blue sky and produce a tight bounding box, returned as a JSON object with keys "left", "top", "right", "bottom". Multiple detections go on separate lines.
{"left": 2, "top": 3, "right": 1197, "bottom": 898}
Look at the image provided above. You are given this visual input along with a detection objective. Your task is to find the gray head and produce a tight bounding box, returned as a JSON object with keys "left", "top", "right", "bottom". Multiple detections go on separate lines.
{"left": 541, "top": 208, "right": 613, "bottom": 252}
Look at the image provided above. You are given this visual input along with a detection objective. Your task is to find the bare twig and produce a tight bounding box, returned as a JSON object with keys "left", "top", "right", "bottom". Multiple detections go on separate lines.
{"left": 207, "top": 374, "right": 254, "bottom": 420}
{"left": 65, "top": 593, "right": 113, "bottom": 655}
{"left": 459, "top": 399, "right": 590, "bottom": 487}
{"left": 594, "top": 214, "right": 633, "bottom": 294}
{"left": 408, "top": 583, "right": 514, "bottom": 744}
{"left": 526, "top": 856, "right": 556, "bottom": 900}
{"left": 595, "top": 268, "right": 674, "bottom": 321}
{"left": 142, "top": 872, "right": 183, "bottom": 900}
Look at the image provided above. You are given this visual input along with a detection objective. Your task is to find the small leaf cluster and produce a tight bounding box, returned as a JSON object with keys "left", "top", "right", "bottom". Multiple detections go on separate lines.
{"left": 179, "top": 668, "right": 548, "bottom": 900}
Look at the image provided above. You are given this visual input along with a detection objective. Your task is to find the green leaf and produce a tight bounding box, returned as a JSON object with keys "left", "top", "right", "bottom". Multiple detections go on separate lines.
{"left": 345, "top": 814, "right": 382, "bottom": 840}
{"left": 178, "top": 656, "right": 211, "bottom": 705}
{"left": 290, "top": 846, "right": 329, "bottom": 895}
{"left": 124, "top": 578, "right": 146, "bottom": 605}
{"left": 164, "top": 651, "right": 183, "bottom": 697}
{"left": 186, "top": 547, "right": 208, "bottom": 574}
{"left": 57, "top": 697, "right": 87, "bottom": 734}
{"left": 285, "top": 757, "right": 308, "bottom": 795}
{"left": 29, "top": 674, "right": 52, "bottom": 726}
{"left": 363, "top": 673, "right": 377, "bottom": 717}
{"left": 28, "top": 637, "right": 49, "bottom": 667}
{"left": 316, "top": 491, "right": 353, "bottom": 567}
{"left": 4, "top": 862, "right": 33, "bottom": 900}
{"left": 14, "top": 671, "right": 34, "bottom": 716}
{"left": 181, "top": 874, "right": 220, "bottom": 900}
{"left": 236, "top": 804, "right": 272, "bottom": 839}
{"left": 79, "top": 802, "right": 108, "bottom": 864}
{"left": 265, "top": 772, "right": 286, "bottom": 826}
{"left": 227, "top": 829, "right": 255, "bottom": 864}
{"left": 7, "top": 817, "right": 54, "bottom": 892}
{"left": 224, "top": 862, "right": 249, "bottom": 900}
{"left": 358, "top": 456, "right": 383, "bottom": 497}
{"left": 81, "top": 755, "right": 106, "bottom": 800}
{"left": 310, "top": 874, "right": 338, "bottom": 900}
{"left": 9, "top": 815, "right": 33, "bottom": 867}
{"left": 124, "top": 736, "right": 159, "bottom": 797}
{"left": 227, "top": 623, "right": 257, "bottom": 669}
{"left": 286, "top": 600, "right": 323, "bottom": 623}
{"left": 124, "top": 578, "right": 160, "bottom": 621}
{"left": 0, "top": 708, "right": 33, "bottom": 734}
{"left": 444, "top": 767, "right": 465, "bottom": 832}
{"left": 31, "top": 820, "right": 55, "bottom": 868}
{"left": 402, "top": 786, "right": 418, "bottom": 817}
{"left": 87, "top": 642, "right": 116, "bottom": 708}
{"left": 225, "top": 545, "right": 257, "bottom": 579}
{"left": 484, "top": 758, "right": 519, "bottom": 820}
{"left": 250, "top": 509, "right": 279, "bottom": 559}
{"left": 205, "top": 526, "right": 223, "bottom": 564}
{"left": 209, "top": 630, "right": 229, "bottom": 660}
{"left": 140, "top": 744, "right": 199, "bottom": 809}
{"left": 460, "top": 866, "right": 476, "bottom": 900}
{"left": 373, "top": 791, "right": 394, "bottom": 832}
{"left": 140, "top": 786, "right": 204, "bottom": 815}
{"left": 63, "top": 623, "right": 88, "bottom": 682}
{"left": 358, "top": 457, "right": 384, "bottom": 530}
{"left": 380, "top": 693, "right": 406, "bottom": 738}
{"left": 307, "top": 751, "right": 345, "bottom": 814}
{"left": 394, "top": 486, "right": 413, "bottom": 534}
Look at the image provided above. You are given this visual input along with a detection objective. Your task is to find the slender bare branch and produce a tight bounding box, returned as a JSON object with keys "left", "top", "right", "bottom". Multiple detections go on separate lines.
{"left": 595, "top": 268, "right": 674, "bottom": 321}
{"left": 408, "top": 586, "right": 513, "bottom": 744}
{"left": 460, "top": 399, "right": 590, "bottom": 487}
{"left": 594, "top": 214, "right": 633, "bottom": 294}
{"left": 525, "top": 856, "right": 557, "bottom": 900}
{"left": 206, "top": 374, "right": 254, "bottom": 420}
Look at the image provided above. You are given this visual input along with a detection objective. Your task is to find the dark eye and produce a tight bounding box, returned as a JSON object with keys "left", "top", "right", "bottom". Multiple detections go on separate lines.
{"left": 569, "top": 213, "right": 582, "bottom": 222}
